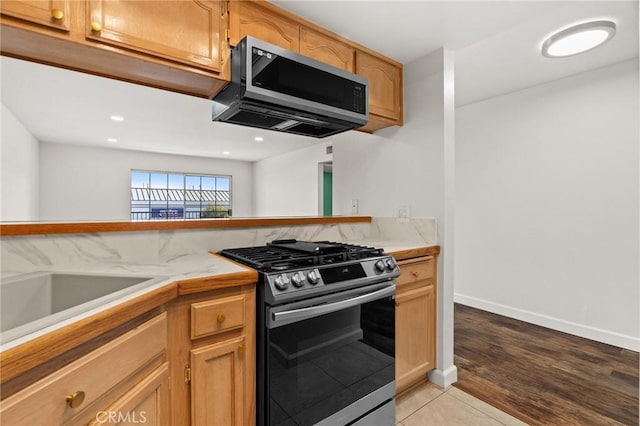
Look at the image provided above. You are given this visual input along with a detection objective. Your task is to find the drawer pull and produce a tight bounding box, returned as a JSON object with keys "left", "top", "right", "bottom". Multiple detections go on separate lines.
{"left": 411, "top": 271, "right": 419, "bottom": 278}
{"left": 51, "top": 9, "right": 64, "bottom": 20}
{"left": 216, "top": 313, "right": 226, "bottom": 324}
{"left": 65, "top": 390, "right": 85, "bottom": 408}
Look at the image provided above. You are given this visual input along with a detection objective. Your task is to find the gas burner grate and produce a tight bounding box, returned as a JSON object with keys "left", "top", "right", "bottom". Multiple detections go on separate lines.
{"left": 218, "top": 240, "right": 384, "bottom": 273}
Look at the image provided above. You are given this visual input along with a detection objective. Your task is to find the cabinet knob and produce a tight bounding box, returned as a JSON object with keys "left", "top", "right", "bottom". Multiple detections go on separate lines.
{"left": 90, "top": 21, "right": 102, "bottom": 32}
{"left": 238, "top": 345, "right": 246, "bottom": 355}
{"left": 65, "top": 390, "right": 85, "bottom": 408}
{"left": 51, "top": 9, "right": 64, "bottom": 20}
{"left": 216, "top": 313, "right": 226, "bottom": 324}
{"left": 411, "top": 271, "right": 419, "bottom": 278}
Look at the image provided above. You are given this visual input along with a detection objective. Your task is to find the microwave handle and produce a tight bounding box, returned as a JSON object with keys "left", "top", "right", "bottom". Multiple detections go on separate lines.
{"left": 269, "top": 284, "right": 395, "bottom": 328}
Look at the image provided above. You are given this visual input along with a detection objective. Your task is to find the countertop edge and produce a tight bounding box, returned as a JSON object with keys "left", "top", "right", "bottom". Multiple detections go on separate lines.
{"left": 0, "top": 216, "right": 372, "bottom": 236}
{"left": 388, "top": 245, "right": 440, "bottom": 261}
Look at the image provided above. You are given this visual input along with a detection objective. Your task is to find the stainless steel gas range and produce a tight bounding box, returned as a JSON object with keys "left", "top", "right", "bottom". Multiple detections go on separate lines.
{"left": 219, "top": 240, "right": 399, "bottom": 426}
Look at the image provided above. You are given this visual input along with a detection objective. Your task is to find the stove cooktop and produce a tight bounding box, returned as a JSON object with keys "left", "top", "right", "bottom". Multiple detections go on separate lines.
{"left": 218, "top": 239, "right": 384, "bottom": 273}
{"left": 219, "top": 240, "right": 399, "bottom": 305}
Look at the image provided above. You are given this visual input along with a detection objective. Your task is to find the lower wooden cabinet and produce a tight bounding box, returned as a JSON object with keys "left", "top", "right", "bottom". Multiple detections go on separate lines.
{"left": 168, "top": 283, "right": 256, "bottom": 426}
{"left": 0, "top": 313, "right": 168, "bottom": 425}
{"left": 89, "top": 363, "right": 171, "bottom": 426}
{"left": 395, "top": 255, "right": 437, "bottom": 394}
{"left": 191, "top": 336, "right": 246, "bottom": 425}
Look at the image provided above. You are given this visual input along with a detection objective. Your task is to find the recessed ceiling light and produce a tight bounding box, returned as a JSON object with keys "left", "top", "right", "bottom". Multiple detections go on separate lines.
{"left": 110, "top": 115, "right": 124, "bottom": 122}
{"left": 223, "top": 151, "right": 230, "bottom": 155}
{"left": 107, "top": 138, "right": 118, "bottom": 142}
{"left": 542, "top": 20, "right": 616, "bottom": 58}
{"left": 254, "top": 136, "right": 264, "bottom": 142}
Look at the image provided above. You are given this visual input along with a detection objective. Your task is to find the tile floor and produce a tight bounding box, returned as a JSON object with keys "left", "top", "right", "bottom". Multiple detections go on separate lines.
{"left": 396, "top": 382, "right": 528, "bottom": 426}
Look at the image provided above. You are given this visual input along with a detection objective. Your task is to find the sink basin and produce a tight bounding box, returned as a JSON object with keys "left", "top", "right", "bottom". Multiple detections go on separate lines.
{"left": 1, "top": 272, "right": 164, "bottom": 346}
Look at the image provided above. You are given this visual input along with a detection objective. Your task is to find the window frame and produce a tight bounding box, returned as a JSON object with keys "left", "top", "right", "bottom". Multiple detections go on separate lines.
{"left": 130, "top": 169, "right": 232, "bottom": 221}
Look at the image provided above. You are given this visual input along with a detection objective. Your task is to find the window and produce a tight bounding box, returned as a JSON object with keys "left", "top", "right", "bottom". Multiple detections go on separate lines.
{"left": 131, "top": 171, "right": 231, "bottom": 220}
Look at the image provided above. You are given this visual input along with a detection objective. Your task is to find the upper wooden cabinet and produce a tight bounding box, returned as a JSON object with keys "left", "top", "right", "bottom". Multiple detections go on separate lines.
{"left": 227, "top": 0, "right": 403, "bottom": 133}
{"left": 300, "top": 26, "right": 354, "bottom": 72}
{"left": 229, "top": 0, "right": 299, "bottom": 51}
{"left": 1, "top": 0, "right": 403, "bottom": 132}
{"left": 87, "top": 0, "right": 226, "bottom": 72}
{"left": 1, "top": 0, "right": 71, "bottom": 31}
{"left": 356, "top": 50, "right": 403, "bottom": 130}
{"left": 1, "top": 0, "right": 229, "bottom": 98}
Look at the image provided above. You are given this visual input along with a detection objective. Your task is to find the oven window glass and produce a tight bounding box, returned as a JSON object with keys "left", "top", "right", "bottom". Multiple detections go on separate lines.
{"left": 267, "top": 296, "right": 394, "bottom": 426}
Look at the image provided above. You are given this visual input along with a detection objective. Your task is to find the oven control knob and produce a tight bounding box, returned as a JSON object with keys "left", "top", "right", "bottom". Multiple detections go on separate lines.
{"left": 385, "top": 258, "right": 397, "bottom": 270}
{"left": 307, "top": 270, "right": 319, "bottom": 284}
{"left": 291, "top": 271, "right": 305, "bottom": 287}
{"left": 274, "top": 274, "right": 290, "bottom": 291}
{"left": 374, "top": 260, "right": 386, "bottom": 272}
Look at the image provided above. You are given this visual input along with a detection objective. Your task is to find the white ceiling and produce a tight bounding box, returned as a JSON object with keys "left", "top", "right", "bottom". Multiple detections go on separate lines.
{"left": 1, "top": 0, "right": 637, "bottom": 161}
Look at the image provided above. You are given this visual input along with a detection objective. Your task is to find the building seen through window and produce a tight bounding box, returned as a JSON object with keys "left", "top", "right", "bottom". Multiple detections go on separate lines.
{"left": 131, "top": 171, "right": 231, "bottom": 220}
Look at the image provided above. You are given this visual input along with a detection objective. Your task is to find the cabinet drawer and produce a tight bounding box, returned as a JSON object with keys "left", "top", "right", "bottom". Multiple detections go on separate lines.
{"left": 397, "top": 256, "right": 435, "bottom": 287}
{"left": 0, "top": 313, "right": 167, "bottom": 425}
{"left": 191, "top": 295, "right": 245, "bottom": 339}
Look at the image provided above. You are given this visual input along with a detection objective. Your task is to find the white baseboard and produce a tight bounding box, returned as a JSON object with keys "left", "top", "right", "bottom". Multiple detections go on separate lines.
{"left": 428, "top": 365, "right": 458, "bottom": 388}
{"left": 454, "top": 293, "right": 640, "bottom": 352}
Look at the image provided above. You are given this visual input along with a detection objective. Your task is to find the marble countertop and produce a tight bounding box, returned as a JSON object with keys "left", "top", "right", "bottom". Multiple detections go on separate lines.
{"left": 0, "top": 241, "right": 436, "bottom": 353}
{"left": 0, "top": 252, "right": 251, "bottom": 352}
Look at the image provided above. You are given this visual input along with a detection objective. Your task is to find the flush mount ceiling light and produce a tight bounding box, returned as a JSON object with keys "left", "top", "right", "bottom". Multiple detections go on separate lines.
{"left": 542, "top": 20, "right": 616, "bottom": 58}
{"left": 110, "top": 115, "right": 124, "bottom": 122}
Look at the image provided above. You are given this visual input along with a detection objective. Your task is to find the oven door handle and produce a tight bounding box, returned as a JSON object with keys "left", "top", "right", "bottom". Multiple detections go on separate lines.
{"left": 270, "top": 284, "right": 395, "bottom": 328}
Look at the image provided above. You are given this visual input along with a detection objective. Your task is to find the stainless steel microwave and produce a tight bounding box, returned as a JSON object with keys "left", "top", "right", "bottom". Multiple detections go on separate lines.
{"left": 212, "top": 36, "right": 369, "bottom": 138}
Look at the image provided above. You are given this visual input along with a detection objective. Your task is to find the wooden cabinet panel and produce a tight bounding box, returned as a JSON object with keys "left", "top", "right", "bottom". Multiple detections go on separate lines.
{"left": 356, "top": 50, "right": 402, "bottom": 122}
{"left": 0, "top": 313, "right": 167, "bottom": 425}
{"left": 168, "top": 285, "right": 255, "bottom": 426}
{"left": 86, "top": 0, "right": 225, "bottom": 71}
{"left": 300, "top": 26, "right": 354, "bottom": 71}
{"left": 229, "top": 0, "right": 299, "bottom": 51}
{"left": 395, "top": 285, "right": 436, "bottom": 393}
{"left": 191, "top": 336, "right": 246, "bottom": 426}
{"left": 89, "top": 363, "right": 170, "bottom": 426}
{"left": 191, "top": 294, "right": 245, "bottom": 339}
{"left": 1, "top": 0, "right": 70, "bottom": 31}
{"left": 397, "top": 256, "right": 435, "bottom": 289}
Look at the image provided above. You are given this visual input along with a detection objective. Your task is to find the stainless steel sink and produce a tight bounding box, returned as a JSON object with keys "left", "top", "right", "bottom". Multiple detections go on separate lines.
{"left": 0, "top": 272, "right": 164, "bottom": 346}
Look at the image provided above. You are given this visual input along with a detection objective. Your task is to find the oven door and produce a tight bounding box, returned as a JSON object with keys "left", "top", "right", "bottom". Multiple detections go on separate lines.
{"left": 264, "top": 282, "right": 396, "bottom": 426}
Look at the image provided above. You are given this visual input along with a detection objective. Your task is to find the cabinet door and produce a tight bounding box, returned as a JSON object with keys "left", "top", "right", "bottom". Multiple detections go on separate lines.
{"left": 191, "top": 336, "right": 245, "bottom": 426}
{"left": 89, "top": 363, "right": 170, "bottom": 426}
{"left": 395, "top": 285, "right": 435, "bottom": 394}
{"left": 229, "top": 1, "right": 299, "bottom": 51}
{"left": 86, "top": 0, "right": 225, "bottom": 71}
{"left": 300, "top": 27, "right": 354, "bottom": 72}
{"left": 1, "top": 0, "right": 70, "bottom": 30}
{"left": 356, "top": 50, "right": 402, "bottom": 122}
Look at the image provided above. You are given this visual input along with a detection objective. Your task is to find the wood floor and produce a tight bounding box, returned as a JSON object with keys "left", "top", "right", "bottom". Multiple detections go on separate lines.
{"left": 453, "top": 303, "right": 639, "bottom": 426}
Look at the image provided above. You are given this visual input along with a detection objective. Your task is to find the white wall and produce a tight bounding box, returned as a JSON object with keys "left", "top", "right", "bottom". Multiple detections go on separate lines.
{"left": 455, "top": 59, "right": 639, "bottom": 350}
{"left": 253, "top": 141, "right": 332, "bottom": 216}
{"left": 39, "top": 143, "right": 254, "bottom": 221}
{"left": 332, "top": 49, "right": 458, "bottom": 387}
{"left": 1, "top": 104, "right": 39, "bottom": 221}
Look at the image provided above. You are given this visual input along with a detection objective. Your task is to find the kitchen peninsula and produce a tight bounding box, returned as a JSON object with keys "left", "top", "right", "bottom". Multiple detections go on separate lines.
{"left": 0, "top": 216, "right": 439, "bottom": 425}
